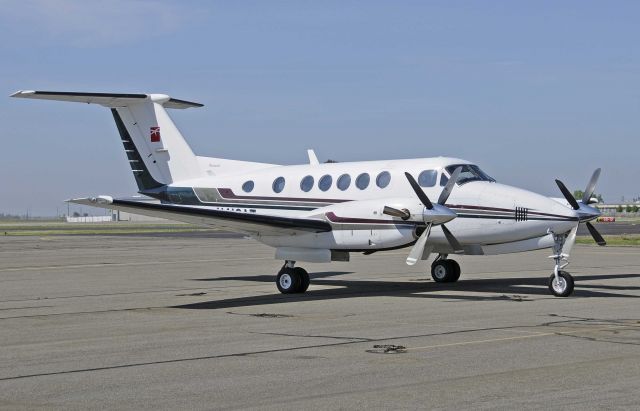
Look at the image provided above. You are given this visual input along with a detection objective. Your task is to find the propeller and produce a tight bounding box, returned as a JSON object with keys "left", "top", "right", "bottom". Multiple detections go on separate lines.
{"left": 404, "top": 172, "right": 433, "bottom": 209}
{"left": 555, "top": 168, "right": 606, "bottom": 247}
{"left": 583, "top": 168, "right": 601, "bottom": 204}
{"left": 392, "top": 167, "right": 463, "bottom": 265}
{"left": 585, "top": 221, "right": 606, "bottom": 246}
{"left": 555, "top": 179, "right": 580, "bottom": 210}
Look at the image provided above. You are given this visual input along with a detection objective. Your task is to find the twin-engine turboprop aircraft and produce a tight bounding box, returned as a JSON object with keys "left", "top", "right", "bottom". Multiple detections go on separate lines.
{"left": 12, "top": 90, "right": 606, "bottom": 297}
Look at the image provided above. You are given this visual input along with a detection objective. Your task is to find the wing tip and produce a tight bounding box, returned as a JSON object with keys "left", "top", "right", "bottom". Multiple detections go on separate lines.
{"left": 10, "top": 90, "right": 35, "bottom": 98}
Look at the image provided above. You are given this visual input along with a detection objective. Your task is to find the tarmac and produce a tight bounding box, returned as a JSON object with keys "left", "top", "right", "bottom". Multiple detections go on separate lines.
{"left": 0, "top": 235, "right": 639, "bottom": 410}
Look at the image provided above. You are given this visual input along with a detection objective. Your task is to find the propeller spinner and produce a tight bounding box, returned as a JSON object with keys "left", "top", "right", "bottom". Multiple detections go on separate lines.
{"left": 555, "top": 168, "right": 606, "bottom": 247}
{"left": 383, "top": 167, "right": 463, "bottom": 265}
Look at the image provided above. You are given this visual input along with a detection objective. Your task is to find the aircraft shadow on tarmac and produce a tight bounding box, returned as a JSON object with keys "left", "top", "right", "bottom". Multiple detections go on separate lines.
{"left": 172, "top": 272, "right": 640, "bottom": 310}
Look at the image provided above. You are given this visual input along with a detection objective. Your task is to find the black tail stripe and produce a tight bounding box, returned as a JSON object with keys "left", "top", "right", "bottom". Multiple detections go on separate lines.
{"left": 111, "top": 109, "right": 163, "bottom": 191}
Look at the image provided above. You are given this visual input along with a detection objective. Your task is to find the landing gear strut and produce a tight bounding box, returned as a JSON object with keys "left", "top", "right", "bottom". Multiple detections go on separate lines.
{"left": 548, "top": 232, "right": 575, "bottom": 297}
{"left": 431, "top": 254, "right": 461, "bottom": 283}
{"left": 276, "top": 260, "right": 310, "bottom": 294}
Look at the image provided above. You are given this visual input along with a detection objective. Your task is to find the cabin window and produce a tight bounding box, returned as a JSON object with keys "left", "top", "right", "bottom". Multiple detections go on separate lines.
{"left": 242, "top": 180, "right": 255, "bottom": 193}
{"left": 376, "top": 171, "right": 391, "bottom": 188}
{"left": 356, "top": 173, "right": 370, "bottom": 190}
{"left": 300, "top": 175, "right": 314, "bottom": 192}
{"left": 272, "top": 176, "right": 286, "bottom": 193}
{"left": 318, "top": 174, "right": 333, "bottom": 191}
{"left": 418, "top": 170, "right": 437, "bottom": 187}
{"left": 337, "top": 174, "right": 351, "bottom": 191}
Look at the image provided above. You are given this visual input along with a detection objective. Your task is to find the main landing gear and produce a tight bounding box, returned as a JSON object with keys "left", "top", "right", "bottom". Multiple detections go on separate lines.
{"left": 548, "top": 232, "right": 575, "bottom": 297}
{"left": 276, "top": 261, "right": 310, "bottom": 294}
{"left": 430, "top": 254, "right": 461, "bottom": 283}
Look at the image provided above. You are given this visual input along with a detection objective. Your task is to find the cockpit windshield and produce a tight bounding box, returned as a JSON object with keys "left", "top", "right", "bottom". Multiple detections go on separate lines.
{"left": 445, "top": 164, "right": 496, "bottom": 185}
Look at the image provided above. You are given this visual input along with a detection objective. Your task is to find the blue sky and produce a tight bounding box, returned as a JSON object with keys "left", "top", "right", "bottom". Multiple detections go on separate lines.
{"left": 1, "top": 0, "right": 638, "bottom": 216}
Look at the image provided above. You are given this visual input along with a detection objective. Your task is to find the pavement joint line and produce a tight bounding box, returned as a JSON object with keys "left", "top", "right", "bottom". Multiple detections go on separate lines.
{"left": 0, "top": 339, "right": 371, "bottom": 382}
{"left": 0, "top": 287, "right": 218, "bottom": 304}
{"left": 0, "top": 306, "right": 169, "bottom": 320}
{"left": 405, "top": 325, "right": 639, "bottom": 352}
{"left": 1, "top": 324, "right": 635, "bottom": 383}
{"left": 0, "top": 257, "right": 274, "bottom": 272}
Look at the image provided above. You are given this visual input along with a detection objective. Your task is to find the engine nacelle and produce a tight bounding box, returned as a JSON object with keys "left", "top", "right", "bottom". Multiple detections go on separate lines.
{"left": 314, "top": 197, "right": 424, "bottom": 250}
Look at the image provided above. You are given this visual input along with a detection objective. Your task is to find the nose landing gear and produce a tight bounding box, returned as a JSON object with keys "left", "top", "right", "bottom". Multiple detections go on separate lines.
{"left": 276, "top": 260, "right": 310, "bottom": 294}
{"left": 430, "top": 255, "right": 461, "bottom": 283}
{"left": 548, "top": 270, "right": 574, "bottom": 297}
{"left": 548, "top": 231, "right": 575, "bottom": 297}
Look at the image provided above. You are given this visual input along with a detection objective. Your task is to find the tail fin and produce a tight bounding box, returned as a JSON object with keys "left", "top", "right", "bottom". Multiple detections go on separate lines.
{"left": 11, "top": 91, "right": 204, "bottom": 191}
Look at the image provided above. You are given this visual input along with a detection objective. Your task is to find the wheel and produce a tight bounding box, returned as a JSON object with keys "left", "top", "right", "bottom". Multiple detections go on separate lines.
{"left": 294, "top": 267, "right": 310, "bottom": 293}
{"left": 276, "top": 268, "right": 301, "bottom": 294}
{"left": 548, "top": 270, "right": 574, "bottom": 297}
{"left": 448, "top": 260, "right": 461, "bottom": 282}
{"left": 431, "top": 260, "right": 457, "bottom": 283}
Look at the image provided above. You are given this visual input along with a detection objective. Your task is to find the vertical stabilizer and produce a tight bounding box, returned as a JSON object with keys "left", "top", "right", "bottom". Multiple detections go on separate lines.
{"left": 113, "top": 95, "right": 201, "bottom": 188}
{"left": 11, "top": 91, "right": 204, "bottom": 191}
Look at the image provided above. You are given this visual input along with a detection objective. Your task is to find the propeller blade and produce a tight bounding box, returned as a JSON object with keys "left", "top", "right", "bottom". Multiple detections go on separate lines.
{"left": 583, "top": 168, "right": 601, "bottom": 204}
{"left": 555, "top": 179, "right": 580, "bottom": 210}
{"left": 585, "top": 222, "right": 606, "bottom": 246}
{"left": 437, "top": 166, "right": 462, "bottom": 205}
{"left": 405, "top": 172, "right": 433, "bottom": 210}
{"left": 406, "top": 223, "right": 432, "bottom": 265}
{"left": 383, "top": 206, "right": 410, "bottom": 220}
{"left": 561, "top": 225, "right": 579, "bottom": 256}
{"left": 441, "top": 224, "right": 464, "bottom": 253}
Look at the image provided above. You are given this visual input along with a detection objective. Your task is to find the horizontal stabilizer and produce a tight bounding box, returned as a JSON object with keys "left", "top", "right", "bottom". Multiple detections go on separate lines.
{"left": 10, "top": 90, "right": 203, "bottom": 109}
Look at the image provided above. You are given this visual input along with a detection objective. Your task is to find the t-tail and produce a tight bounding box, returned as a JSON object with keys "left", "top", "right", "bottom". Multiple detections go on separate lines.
{"left": 10, "top": 91, "right": 204, "bottom": 192}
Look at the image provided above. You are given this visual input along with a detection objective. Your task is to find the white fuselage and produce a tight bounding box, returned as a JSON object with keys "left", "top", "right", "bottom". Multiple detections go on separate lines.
{"left": 165, "top": 156, "right": 580, "bottom": 256}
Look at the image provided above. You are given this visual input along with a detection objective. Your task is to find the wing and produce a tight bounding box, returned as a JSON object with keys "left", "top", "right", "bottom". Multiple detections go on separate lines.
{"left": 71, "top": 197, "right": 331, "bottom": 236}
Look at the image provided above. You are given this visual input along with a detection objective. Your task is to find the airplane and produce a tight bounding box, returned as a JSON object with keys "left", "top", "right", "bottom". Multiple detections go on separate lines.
{"left": 11, "top": 90, "right": 607, "bottom": 297}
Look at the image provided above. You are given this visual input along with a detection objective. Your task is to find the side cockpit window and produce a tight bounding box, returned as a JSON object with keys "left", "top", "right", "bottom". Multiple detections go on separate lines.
{"left": 440, "top": 173, "right": 449, "bottom": 187}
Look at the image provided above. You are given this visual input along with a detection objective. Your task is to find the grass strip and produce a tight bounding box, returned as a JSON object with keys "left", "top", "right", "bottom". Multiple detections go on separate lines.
{"left": 576, "top": 235, "right": 640, "bottom": 247}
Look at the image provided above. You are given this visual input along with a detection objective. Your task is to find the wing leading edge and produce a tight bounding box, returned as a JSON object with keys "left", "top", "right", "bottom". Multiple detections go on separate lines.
{"left": 70, "top": 198, "right": 332, "bottom": 236}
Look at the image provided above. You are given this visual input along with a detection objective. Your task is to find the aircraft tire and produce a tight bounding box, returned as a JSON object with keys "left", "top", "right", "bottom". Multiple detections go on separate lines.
{"left": 548, "top": 271, "right": 574, "bottom": 297}
{"left": 448, "top": 260, "right": 461, "bottom": 282}
{"left": 276, "top": 268, "right": 301, "bottom": 294}
{"left": 431, "top": 260, "right": 456, "bottom": 283}
{"left": 295, "top": 267, "right": 310, "bottom": 293}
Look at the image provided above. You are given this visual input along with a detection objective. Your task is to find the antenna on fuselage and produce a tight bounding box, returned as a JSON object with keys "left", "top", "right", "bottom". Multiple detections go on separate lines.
{"left": 307, "top": 149, "right": 319, "bottom": 166}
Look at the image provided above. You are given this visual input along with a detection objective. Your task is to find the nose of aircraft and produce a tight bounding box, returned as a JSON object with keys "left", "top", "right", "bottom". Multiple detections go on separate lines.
{"left": 577, "top": 203, "right": 601, "bottom": 222}
{"left": 477, "top": 182, "right": 581, "bottom": 226}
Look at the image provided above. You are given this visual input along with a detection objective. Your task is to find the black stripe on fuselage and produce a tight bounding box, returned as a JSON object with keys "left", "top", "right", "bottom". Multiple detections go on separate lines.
{"left": 144, "top": 187, "right": 578, "bottom": 221}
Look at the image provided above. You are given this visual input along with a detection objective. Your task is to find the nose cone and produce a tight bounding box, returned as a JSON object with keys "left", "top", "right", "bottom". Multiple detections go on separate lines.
{"left": 577, "top": 204, "right": 601, "bottom": 222}
{"left": 481, "top": 183, "right": 578, "bottom": 219}
{"left": 423, "top": 204, "right": 457, "bottom": 225}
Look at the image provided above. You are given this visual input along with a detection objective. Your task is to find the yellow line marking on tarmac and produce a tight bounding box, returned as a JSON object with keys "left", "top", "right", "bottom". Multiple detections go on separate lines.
{"left": 0, "top": 257, "right": 273, "bottom": 273}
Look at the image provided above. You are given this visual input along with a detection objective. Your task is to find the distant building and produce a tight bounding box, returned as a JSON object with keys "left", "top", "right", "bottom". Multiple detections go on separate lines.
{"left": 596, "top": 204, "right": 639, "bottom": 215}
{"left": 109, "top": 195, "right": 169, "bottom": 222}
{"left": 66, "top": 216, "right": 112, "bottom": 223}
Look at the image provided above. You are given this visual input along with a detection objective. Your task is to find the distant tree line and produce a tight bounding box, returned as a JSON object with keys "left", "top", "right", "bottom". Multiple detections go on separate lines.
{"left": 573, "top": 190, "right": 604, "bottom": 203}
{"left": 617, "top": 204, "right": 639, "bottom": 213}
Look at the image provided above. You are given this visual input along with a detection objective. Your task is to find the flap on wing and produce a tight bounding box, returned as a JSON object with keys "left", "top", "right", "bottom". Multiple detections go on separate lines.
{"left": 70, "top": 197, "right": 331, "bottom": 236}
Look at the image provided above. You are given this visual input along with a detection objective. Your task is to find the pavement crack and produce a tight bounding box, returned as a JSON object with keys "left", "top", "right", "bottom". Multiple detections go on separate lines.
{"left": 251, "top": 331, "right": 373, "bottom": 341}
